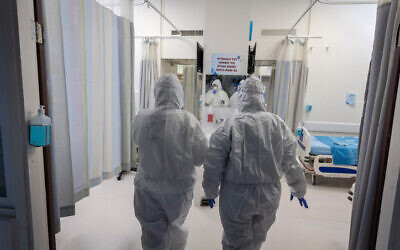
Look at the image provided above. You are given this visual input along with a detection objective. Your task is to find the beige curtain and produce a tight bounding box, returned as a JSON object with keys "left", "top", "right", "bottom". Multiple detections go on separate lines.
{"left": 42, "top": 0, "right": 135, "bottom": 228}
{"left": 273, "top": 39, "right": 308, "bottom": 130}
{"left": 140, "top": 39, "right": 159, "bottom": 109}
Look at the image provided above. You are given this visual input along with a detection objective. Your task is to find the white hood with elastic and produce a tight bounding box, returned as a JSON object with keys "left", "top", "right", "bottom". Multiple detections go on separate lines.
{"left": 238, "top": 77, "right": 266, "bottom": 112}
{"left": 154, "top": 73, "right": 184, "bottom": 109}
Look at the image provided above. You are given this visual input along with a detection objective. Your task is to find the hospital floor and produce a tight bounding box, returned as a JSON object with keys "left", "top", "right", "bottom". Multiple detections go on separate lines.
{"left": 56, "top": 169, "right": 354, "bottom": 250}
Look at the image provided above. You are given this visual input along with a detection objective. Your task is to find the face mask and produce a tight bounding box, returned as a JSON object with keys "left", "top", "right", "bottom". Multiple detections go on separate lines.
{"left": 212, "top": 86, "right": 218, "bottom": 94}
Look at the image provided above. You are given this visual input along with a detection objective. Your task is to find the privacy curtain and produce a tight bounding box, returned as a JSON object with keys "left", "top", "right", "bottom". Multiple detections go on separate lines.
{"left": 273, "top": 39, "right": 308, "bottom": 130}
{"left": 350, "top": 0, "right": 400, "bottom": 249}
{"left": 41, "top": 0, "right": 72, "bottom": 232}
{"left": 59, "top": 0, "right": 89, "bottom": 213}
{"left": 42, "top": 0, "right": 135, "bottom": 228}
{"left": 86, "top": 0, "right": 105, "bottom": 187}
{"left": 118, "top": 17, "right": 133, "bottom": 171}
{"left": 140, "top": 39, "right": 159, "bottom": 109}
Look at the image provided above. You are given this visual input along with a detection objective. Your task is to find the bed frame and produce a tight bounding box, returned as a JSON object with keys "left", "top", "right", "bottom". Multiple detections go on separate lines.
{"left": 296, "top": 127, "right": 357, "bottom": 185}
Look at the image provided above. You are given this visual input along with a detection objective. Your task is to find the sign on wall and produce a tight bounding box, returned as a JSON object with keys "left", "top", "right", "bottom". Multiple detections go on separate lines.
{"left": 211, "top": 53, "right": 242, "bottom": 75}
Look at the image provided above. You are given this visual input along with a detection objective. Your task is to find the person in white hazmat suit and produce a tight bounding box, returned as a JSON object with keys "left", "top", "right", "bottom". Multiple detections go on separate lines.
{"left": 229, "top": 79, "right": 244, "bottom": 108}
{"left": 132, "top": 73, "right": 208, "bottom": 250}
{"left": 202, "top": 76, "right": 308, "bottom": 250}
{"left": 205, "top": 79, "right": 230, "bottom": 107}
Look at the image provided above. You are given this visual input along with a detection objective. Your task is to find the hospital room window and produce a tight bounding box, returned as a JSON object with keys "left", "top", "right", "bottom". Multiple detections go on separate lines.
{"left": 0, "top": 128, "right": 6, "bottom": 198}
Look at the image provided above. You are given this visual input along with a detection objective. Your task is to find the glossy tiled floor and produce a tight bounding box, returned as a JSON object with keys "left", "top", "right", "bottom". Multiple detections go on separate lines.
{"left": 56, "top": 169, "right": 354, "bottom": 250}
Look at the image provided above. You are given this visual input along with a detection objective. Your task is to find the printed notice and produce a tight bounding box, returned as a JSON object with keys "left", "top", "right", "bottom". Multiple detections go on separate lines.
{"left": 211, "top": 54, "right": 242, "bottom": 75}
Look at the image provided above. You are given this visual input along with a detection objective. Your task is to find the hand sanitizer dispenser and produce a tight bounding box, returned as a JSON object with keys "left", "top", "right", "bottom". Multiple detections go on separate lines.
{"left": 30, "top": 105, "right": 51, "bottom": 147}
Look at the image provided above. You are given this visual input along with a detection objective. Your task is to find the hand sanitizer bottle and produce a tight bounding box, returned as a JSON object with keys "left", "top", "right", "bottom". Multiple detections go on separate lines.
{"left": 30, "top": 105, "right": 51, "bottom": 147}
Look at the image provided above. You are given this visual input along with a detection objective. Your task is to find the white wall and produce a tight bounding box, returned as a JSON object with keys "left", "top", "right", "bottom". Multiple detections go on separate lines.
{"left": 133, "top": 0, "right": 162, "bottom": 113}
{"left": 133, "top": 0, "right": 377, "bottom": 126}
{"left": 203, "top": 0, "right": 250, "bottom": 75}
{"left": 134, "top": 0, "right": 161, "bottom": 36}
{"left": 161, "top": 0, "right": 205, "bottom": 59}
{"left": 97, "top": 0, "right": 133, "bottom": 21}
{"left": 305, "top": 4, "right": 376, "bottom": 125}
{"left": 135, "top": 0, "right": 311, "bottom": 60}
{"left": 250, "top": 0, "right": 310, "bottom": 60}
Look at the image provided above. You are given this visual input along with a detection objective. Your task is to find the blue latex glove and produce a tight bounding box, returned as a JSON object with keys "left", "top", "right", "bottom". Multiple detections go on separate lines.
{"left": 208, "top": 199, "right": 216, "bottom": 208}
{"left": 290, "top": 194, "right": 309, "bottom": 208}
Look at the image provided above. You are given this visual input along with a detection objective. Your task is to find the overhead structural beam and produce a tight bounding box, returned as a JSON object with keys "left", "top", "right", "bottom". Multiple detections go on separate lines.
{"left": 143, "top": 0, "right": 182, "bottom": 36}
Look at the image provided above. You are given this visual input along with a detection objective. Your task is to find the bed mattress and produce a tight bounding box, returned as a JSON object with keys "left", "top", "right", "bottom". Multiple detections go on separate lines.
{"left": 309, "top": 136, "right": 332, "bottom": 155}
{"left": 310, "top": 136, "right": 359, "bottom": 166}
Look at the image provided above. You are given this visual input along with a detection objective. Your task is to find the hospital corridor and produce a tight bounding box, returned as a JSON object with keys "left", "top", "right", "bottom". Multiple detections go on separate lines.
{"left": 1, "top": 0, "right": 400, "bottom": 250}
{"left": 55, "top": 171, "right": 354, "bottom": 250}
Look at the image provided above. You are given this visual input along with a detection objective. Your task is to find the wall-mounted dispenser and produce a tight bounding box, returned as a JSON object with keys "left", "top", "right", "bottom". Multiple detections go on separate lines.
{"left": 30, "top": 105, "right": 51, "bottom": 147}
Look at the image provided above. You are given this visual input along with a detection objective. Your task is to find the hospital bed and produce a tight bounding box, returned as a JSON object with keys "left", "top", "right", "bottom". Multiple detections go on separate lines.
{"left": 296, "top": 127, "right": 358, "bottom": 185}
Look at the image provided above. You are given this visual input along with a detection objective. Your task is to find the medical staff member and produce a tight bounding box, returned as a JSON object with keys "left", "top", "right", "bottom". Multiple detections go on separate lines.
{"left": 133, "top": 74, "right": 208, "bottom": 250}
{"left": 205, "top": 79, "right": 230, "bottom": 107}
{"left": 229, "top": 79, "right": 244, "bottom": 108}
{"left": 202, "top": 76, "right": 308, "bottom": 250}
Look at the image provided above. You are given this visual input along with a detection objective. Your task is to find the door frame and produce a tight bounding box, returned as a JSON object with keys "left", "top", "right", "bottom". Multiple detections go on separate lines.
{"left": 0, "top": 0, "right": 35, "bottom": 249}
{"left": 32, "top": 0, "right": 56, "bottom": 248}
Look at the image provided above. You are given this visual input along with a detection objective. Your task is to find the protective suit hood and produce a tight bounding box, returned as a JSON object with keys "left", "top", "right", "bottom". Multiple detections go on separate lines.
{"left": 238, "top": 77, "right": 266, "bottom": 113}
{"left": 154, "top": 73, "right": 184, "bottom": 109}
{"left": 212, "top": 79, "right": 223, "bottom": 90}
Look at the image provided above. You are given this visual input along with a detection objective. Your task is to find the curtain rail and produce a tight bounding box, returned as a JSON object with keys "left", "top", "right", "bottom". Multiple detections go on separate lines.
{"left": 287, "top": 0, "right": 319, "bottom": 36}
{"left": 143, "top": 0, "right": 182, "bottom": 36}
{"left": 287, "top": 0, "right": 378, "bottom": 37}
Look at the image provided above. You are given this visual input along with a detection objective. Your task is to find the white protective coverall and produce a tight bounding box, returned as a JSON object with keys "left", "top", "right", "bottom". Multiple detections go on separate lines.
{"left": 202, "top": 77, "right": 306, "bottom": 250}
{"left": 229, "top": 79, "right": 244, "bottom": 108}
{"left": 133, "top": 73, "right": 208, "bottom": 250}
{"left": 205, "top": 79, "right": 230, "bottom": 107}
